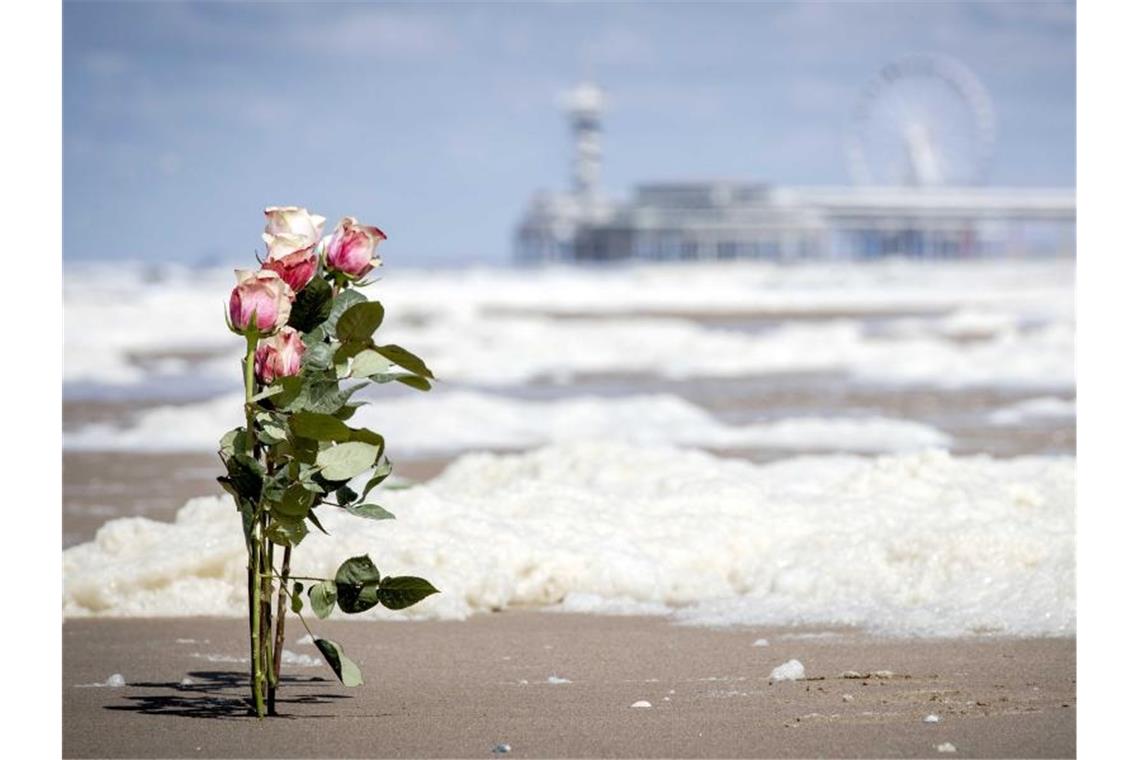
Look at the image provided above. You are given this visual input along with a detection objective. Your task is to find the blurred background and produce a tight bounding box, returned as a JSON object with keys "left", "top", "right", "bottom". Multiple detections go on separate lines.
{"left": 63, "top": 0, "right": 1075, "bottom": 633}
{"left": 64, "top": 0, "right": 1074, "bottom": 265}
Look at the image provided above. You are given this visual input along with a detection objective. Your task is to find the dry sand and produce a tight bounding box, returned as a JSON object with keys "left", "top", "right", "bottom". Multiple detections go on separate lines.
{"left": 63, "top": 613, "right": 1074, "bottom": 758}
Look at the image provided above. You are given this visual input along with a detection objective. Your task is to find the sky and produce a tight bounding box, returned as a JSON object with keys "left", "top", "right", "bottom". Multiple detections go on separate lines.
{"left": 63, "top": 0, "right": 1075, "bottom": 265}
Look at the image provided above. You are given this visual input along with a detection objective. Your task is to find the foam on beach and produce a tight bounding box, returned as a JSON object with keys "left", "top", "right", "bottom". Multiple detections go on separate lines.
{"left": 65, "top": 260, "right": 1073, "bottom": 393}
{"left": 63, "top": 441, "right": 1075, "bottom": 637}
{"left": 65, "top": 390, "right": 951, "bottom": 455}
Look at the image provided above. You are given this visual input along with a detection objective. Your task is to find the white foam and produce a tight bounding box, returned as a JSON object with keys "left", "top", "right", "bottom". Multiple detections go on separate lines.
{"left": 64, "top": 389, "right": 950, "bottom": 455}
{"left": 769, "top": 660, "right": 806, "bottom": 682}
{"left": 550, "top": 593, "right": 672, "bottom": 617}
{"left": 63, "top": 442, "right": 1074, "bottom": 637}
{"left": 988, "top": 396, "right": 1076, "bottom": 425}
{"left": 76, "top": 673, "right": 126, "bottom": 688}
{"left": 279, "top": 650, "right": 322, "bottom": 667}
{"left": 64, "top": 260, "right": 1073, "bottom": 391}
{"left": 546, "top": 675, "right": 572, "bottom": 684}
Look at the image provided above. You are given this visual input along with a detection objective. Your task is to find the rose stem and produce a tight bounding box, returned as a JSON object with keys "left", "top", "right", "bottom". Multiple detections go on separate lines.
{"left": 243, "top": 333, "right": 267, "bottom": 718}
{"left": 270, "top": 544, "right": 292, "bottom": 713}
{"left": 261, "top": 519, "right": 273, "bottom": 710}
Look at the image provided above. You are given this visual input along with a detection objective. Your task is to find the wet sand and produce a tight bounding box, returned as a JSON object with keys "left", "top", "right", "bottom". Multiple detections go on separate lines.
{"left": 63, "top": 613, "right": 1074, "bottom": 758}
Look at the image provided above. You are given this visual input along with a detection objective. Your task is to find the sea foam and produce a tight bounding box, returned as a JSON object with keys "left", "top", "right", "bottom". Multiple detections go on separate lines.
{"left": 65, "top": 390, "right": 950, "bottom": 455}
{"left": 65, "top": 260, "right": 1073, "bottom": 392}
{"left": 63, "top": 441, "right": 1074, "bottom": 637}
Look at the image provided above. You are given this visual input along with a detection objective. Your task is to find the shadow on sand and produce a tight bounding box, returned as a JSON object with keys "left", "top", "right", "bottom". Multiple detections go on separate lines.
{"left": 103, "top": 670, "right": 351, "bottom": 719}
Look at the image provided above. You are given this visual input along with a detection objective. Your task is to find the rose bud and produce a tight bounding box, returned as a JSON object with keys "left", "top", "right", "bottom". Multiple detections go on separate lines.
{"left": 227, "top": 269, "right": 295, "bottom": 336}
{"left": 263, "top": 243, "right": 318, "bottom": 292}
{"left": 254, "top": 326, "right": 306, "bottom": 385}
{"left": 323, "top": 216, "right": 386, "bottom": 279}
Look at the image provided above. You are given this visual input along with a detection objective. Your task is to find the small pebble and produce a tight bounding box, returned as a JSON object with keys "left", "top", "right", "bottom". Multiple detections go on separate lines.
{"left": 492, "top": 742, "right": 511, "bottom": 754}
{"left": 936, "top": 742, "right": 957, "bottom": 753}
{"left": 842, "top": 694, "right": 854, "bottom": 702}
{"left": 752, "top": 638, "right": 769, "bottom": 647}
{"left": 924, "top": 714, "right": 941, "bottom": 723}
{"left": 630, "top": 700, "right": 652, "bottom": 708}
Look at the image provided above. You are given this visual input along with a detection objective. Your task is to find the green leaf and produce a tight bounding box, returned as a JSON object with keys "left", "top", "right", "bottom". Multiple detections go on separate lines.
{"left": 314, "top": 638, "right": 363, "bottom": 687}
{"left": 348, "top": 427, "right": 384, "bottom": 449}
{"left": 345, "top": 503, "right": 396, "bottom": 521}
{"left": 248, "top": 385, "right": 284, "bottom": 403}
{"left": 366, "top": 371, "right": 433, "bottom": 392}
{"left": 335, "top": 555, "right": 382, "bottom": 614}
{"left": 395, "top": 374, "right": 432, "bottom": 392}
{"left": 336, "top": 301, "right": 384, "bottom": 342}
{"left": 323, "top": 290, "right": 367, "bottom": 333}
{"left": 378, "top": 576, "right": 440, "bottom": 610}
{"left": 361, "top": 458, "right": 394, "bottom": 500}
{"left": 308, "top": 581, "right": 337, "bottom": 619}
{"left": 266, "top": 517, "right": 308, "bottom": 547}
{"left": 220, "top": 453, "right": 263, "bottom": 502}
{"left": 350, "top": 349, "right": 389, "bottom": 378}
{"left": 254, "top": 411, "right": 288, "bottom": 444}
{"left": 288, "top": 276, "right": 334, "bottom": 332}
{"left": 274, "top": 482, "right": 313, "bottom": 520}
{"left": 289, "top": 411, "right": 351, "bottom": 442}
{"left": 333, "top": 339, "right": 371, "bottom": 365}
{"left": 302, "top": 341, "right": 334, "bottom": 371}
{"left": 290, "top": 581, "right": 304, "bottom": 614}
{"left": 218, "top": 427, "right": 249, "bottom": 461}
{"left": 290, "top": 436, "right": 319, "bottom": 465}
{"left": 335, "top": 555, "right": 381, "bottom": 587}
{"left": 307, "top": 509, "right": 330, "bottom": 535}
{"left": 274, "top": 375, "right": 305, "bottom": 409}
{"left": 316, "top": 441, "right": 380, "bottom": 481}
{"left": 284, "top": 379, "right": 368, "bottom": 415}
{"left": 373, "top": 344, "right": 434, "bottom": 379}
{"left": 333, "top": 402, "right": 365, "bottom": 421}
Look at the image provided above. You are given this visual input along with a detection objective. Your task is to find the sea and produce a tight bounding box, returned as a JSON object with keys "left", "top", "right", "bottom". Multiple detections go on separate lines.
{"left": 62, "top": 258, "right": 1075, "bottom": 637}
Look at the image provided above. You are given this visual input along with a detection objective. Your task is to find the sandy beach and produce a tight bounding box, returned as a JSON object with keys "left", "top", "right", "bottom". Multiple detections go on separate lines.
{"left": 62, "top": 260, "right": 1077, "bottom": 757}
{"left": 63, "top": 613, "right": 1074, "bottom": 758}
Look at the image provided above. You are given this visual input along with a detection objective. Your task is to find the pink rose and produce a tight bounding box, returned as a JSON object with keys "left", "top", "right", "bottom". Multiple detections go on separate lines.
{"left": 254, "top": 327, "right": 306, "bottom": 385}
{"left": 261, "top": 206, "right": 326, "bottom": 260}
{"left": 323, "top": 217, "right": 386, "bottom": 279}
{"left": 263, "top": 244, "right": 318, "bottom": 292}
{"left": 227, "top": 269, "right": 295, "bottom": 336}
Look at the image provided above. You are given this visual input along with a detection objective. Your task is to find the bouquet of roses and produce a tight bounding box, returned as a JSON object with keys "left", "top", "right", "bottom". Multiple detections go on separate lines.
{"left": 218, "top": 206, "right": 438, "bottom": 718}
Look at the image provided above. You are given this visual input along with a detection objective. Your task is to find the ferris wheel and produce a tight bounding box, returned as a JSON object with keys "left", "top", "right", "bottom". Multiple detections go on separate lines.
{"left": 846, "top": 54, "right": 996, "bottom": 187}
